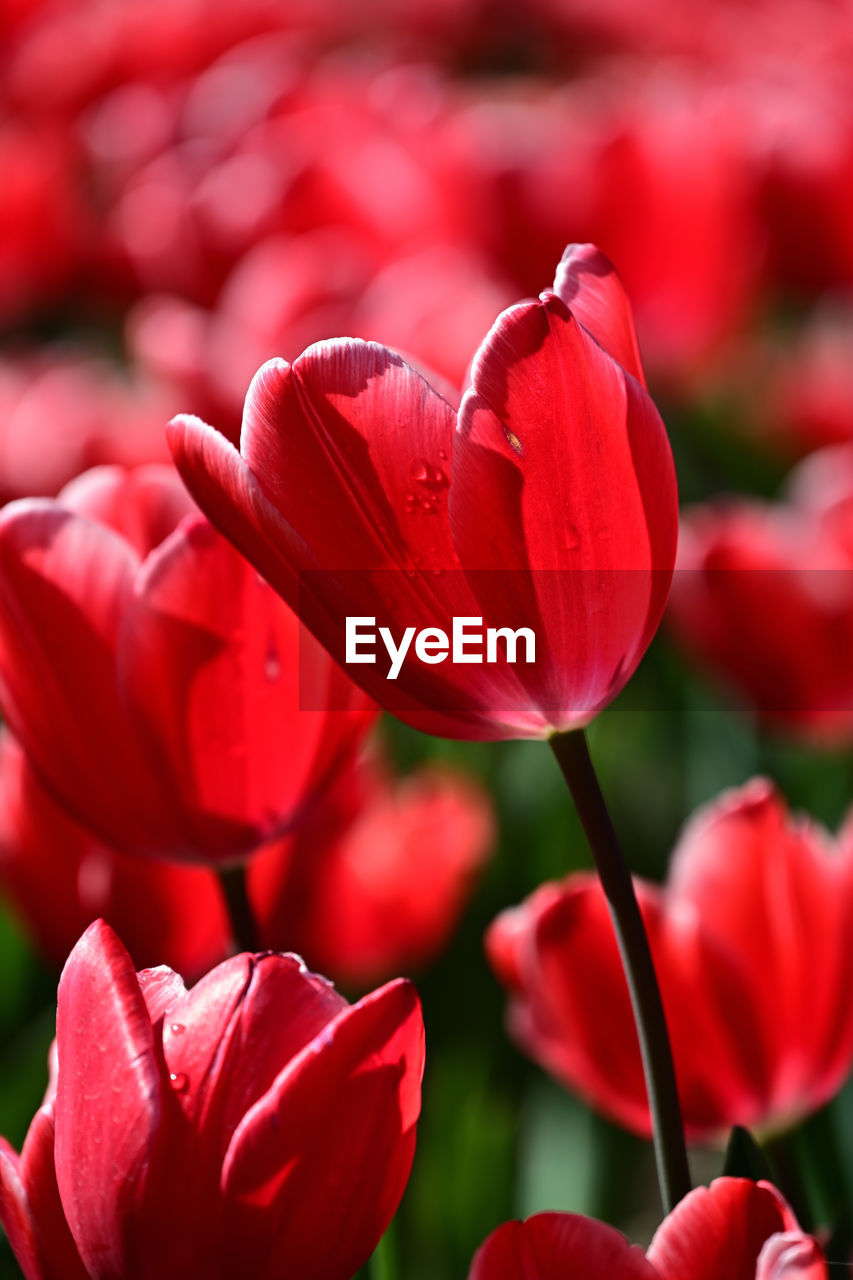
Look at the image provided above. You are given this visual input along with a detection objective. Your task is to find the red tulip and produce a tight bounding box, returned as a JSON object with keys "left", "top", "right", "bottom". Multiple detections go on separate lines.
{"left": 0, "top": 724, "right": 492, "bottom": 983}
{"left": 0, "top": 729, "right": 229, "bottom": 977}
{"left": 469, "top": 1178, "right": 826, "bottom": 1279}
{"left": 0, "top": 919, "right": 425, "bottom": 1280}
{"left": 0, "top": 464, "right": 374, "bottom": 863}
{"left": 0, "top": 348, "right": 174, "bottom": 506}
{"left": 670, "top": 444, "right": 853, "bottom": 742}
{"left": 486, "top": 779, "right": 853, "bottom": 1141}
{"left": 254, "top": 748, "right": 495, "bottom": 983}
{"left": 168, "top": 243, "right": 678, "bottom": 740}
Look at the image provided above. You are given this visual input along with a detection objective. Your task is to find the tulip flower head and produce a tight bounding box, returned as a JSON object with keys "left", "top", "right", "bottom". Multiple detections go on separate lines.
{"left": 469, "top": 1178, "right": 826, "bottom": 1279}
{"left": 168, "top": 243, "right": 678, "bottom": 740}
{"left": 0, "top": 920, "right": 425, "bottom": 1280}
{"left": 0, "top": 464, "right": 375, "bottom": 863}
{"left": 487, "top": 779, "right": 853, "bottom": 1141}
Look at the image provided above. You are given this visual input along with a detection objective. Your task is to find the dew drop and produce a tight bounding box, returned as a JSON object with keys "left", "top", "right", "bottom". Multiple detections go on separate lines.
{"left": 264, "top": 651, "right": 281, "bottom": 680}
{"left": 169, "top": 1023, "right": 185, "bottom": 1036}
{"left": 410, "top": 458, "right": 429, "bottom": 482}
{"left": 170, "top": 1072, "right": 188, "bottom": 1092}
{"left": 438, "top": 449, "right": 448, "bottom": 462}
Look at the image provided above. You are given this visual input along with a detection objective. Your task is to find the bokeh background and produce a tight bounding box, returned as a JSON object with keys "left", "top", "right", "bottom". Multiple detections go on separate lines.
{"left": 3, "top": 0, "right": 853, "bottom": 1274}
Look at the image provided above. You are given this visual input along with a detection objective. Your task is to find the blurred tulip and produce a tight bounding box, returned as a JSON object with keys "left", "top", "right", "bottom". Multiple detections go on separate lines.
{"left": 168, "top": 243, "right": 677, "bottom": 740}
{"left": 0, "top": 721, "right": 492, "bottom": 982}
{"left": 736, "top": 308, "right": 853, "bottom": 460}
{"left": 487, "top": 779, "right": 853, "bottom": 1141}
{"left": 0, "top": 349, "right": 176, "bottom": 505}
{"left": 0, "top": 919, "right": 425, "bottom": 1280}
{"left": 670, "top": 444, "right": 853, "bottom": 741}
{"left": 0, "top": 464, "right": 374, "bottom": 863}
{"left": 0, "top": 730, "right": 229, "bottom": 977}
{"left": 469, "top": 1178, "right": 825, "bottom": 1279}
{"left": 254, "top": 749, "right": 495, "bottom": 983}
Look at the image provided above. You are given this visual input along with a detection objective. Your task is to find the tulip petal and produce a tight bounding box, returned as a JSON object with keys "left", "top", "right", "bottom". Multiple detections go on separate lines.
{"left": 58, "top": 464, "right": 196, "bottom": 558}
{"left": 156, "top": 947, "right": 345, "bottom": 1157}
{"left": 453, "top": 293, "right": 676, "bottom": 729}
{"left": 55, "top": 920, "right": 171, "bottom": 1278}
{"left": 258, "top": 755, "right": 494, "bottom": 983}
{"left": 223, "top": 977, "right": 424, "bottom": 1280}
{"left": 0, "top": 730, "right": 228, "bottom": 977}
{"left": 647, "top": 1179, "right": 793, "bottom": 1280}
{"left": 0, "top": 502, "right": 180, "bottom": 852}
{"left": 123, "top": 515, "right": 374, "bottom": 860}
{"left": 487, "top": 874, "right": 778, "bottom": 1141}
{"left": 468, "top": 1213, "right": 657, "bottom": 1279}
{"left": 755, "top": 1232, "right": 827, "bottom": 1279}
{"left": 167, "top": 412, "right": 307, "bottom": 608}
{"left": 551, "top": 244, "right": 647, "bottom": 386}
{"left": 8, "top": 1106, "right": 88, "bottom": 1280}
{"left": 172, "top": 355, "right": 539, "bottom": 737}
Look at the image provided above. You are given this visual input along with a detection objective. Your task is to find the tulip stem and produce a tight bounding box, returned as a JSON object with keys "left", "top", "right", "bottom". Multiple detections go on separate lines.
{"left": 217, "top": 865, "right": 260, "bottom": 953}
{"left": 549, "top": 728, "right": 691, "bottom": 1214}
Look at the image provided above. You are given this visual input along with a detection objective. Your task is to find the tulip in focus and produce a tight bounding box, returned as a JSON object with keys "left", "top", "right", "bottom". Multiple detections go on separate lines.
{"left": 0, "top": 464, "right": 374, "bottom": 863}
{"left": 487, "top": 779, "right": 853, "bottom": 1141}
{"left": 0, "top": 919, "right": 425, "bottom": 1280}
{"left": 469, "top": 1178, "right": 826, "bottom": 1279}
{"left": 168, "top": 243, "right": 678, "bottom": 740}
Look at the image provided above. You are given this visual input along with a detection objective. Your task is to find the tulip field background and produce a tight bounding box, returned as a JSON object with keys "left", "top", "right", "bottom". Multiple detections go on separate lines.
{"left": 4, "top": 1, "right": 853, "bottom": 1276}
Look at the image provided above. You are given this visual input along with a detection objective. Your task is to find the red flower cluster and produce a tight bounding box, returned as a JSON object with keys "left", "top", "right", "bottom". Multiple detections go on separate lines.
{"left": 487, "top": 779, "right": 853, "bottom": 1140}
{"left": 0, "top": 920, "right": 425, "bottom": 1279}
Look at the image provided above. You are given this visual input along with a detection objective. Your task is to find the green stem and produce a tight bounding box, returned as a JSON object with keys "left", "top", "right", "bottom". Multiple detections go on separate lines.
{"left": 369, "top": 1224, "right": 397, "bottom": 1280}
{"left": 217, "top": 864, "right": 260, "bottom": 953}
{"left": 549, "top": 728, "right": 691, "bottom": 1213}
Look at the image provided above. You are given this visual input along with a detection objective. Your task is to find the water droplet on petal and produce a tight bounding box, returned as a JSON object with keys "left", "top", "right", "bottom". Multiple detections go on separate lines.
{"left": 410, "top": 458, "right": 429, "bottom": 482}
{"left": 264, "top": 651, "right": 281, "bottom": 680}
{"left": 169, "top": 1023, "right": 185, "bottom": 1036}
{"left": 170, "top": 1072, "right": 189, "bottom": 1092}
{"left": 438, "top": 449, "right": 448, "bottom": 462}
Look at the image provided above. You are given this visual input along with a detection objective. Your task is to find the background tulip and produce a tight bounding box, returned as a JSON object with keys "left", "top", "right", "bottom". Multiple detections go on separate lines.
{"left": 670, "top": 444, "right": 853, "bottom": 742}
{"left": 487, "top": 779, "right": 853, "bottom": 1141}
{"left": 168, "top": 243, "right": 678, "bottom": 741}
{"left": 0, "top": 728, "right": 493, "bottom": 983}
{"left": 0, "top": 919, "right": 425, "bottom": 1280}
{"left": 468, "top": 1179, "right": 826, "bottom": 1279}
{"left": 0, "top": 464, "right": 374, "bottom": 863}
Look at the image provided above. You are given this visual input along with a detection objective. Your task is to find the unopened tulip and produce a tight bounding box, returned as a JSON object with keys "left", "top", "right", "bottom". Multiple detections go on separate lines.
{"left": 168, "top": 243, "right": 678, "bottom": 740}
{"left": 0, "top": 920, "right": 425, "bottom": 1280}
